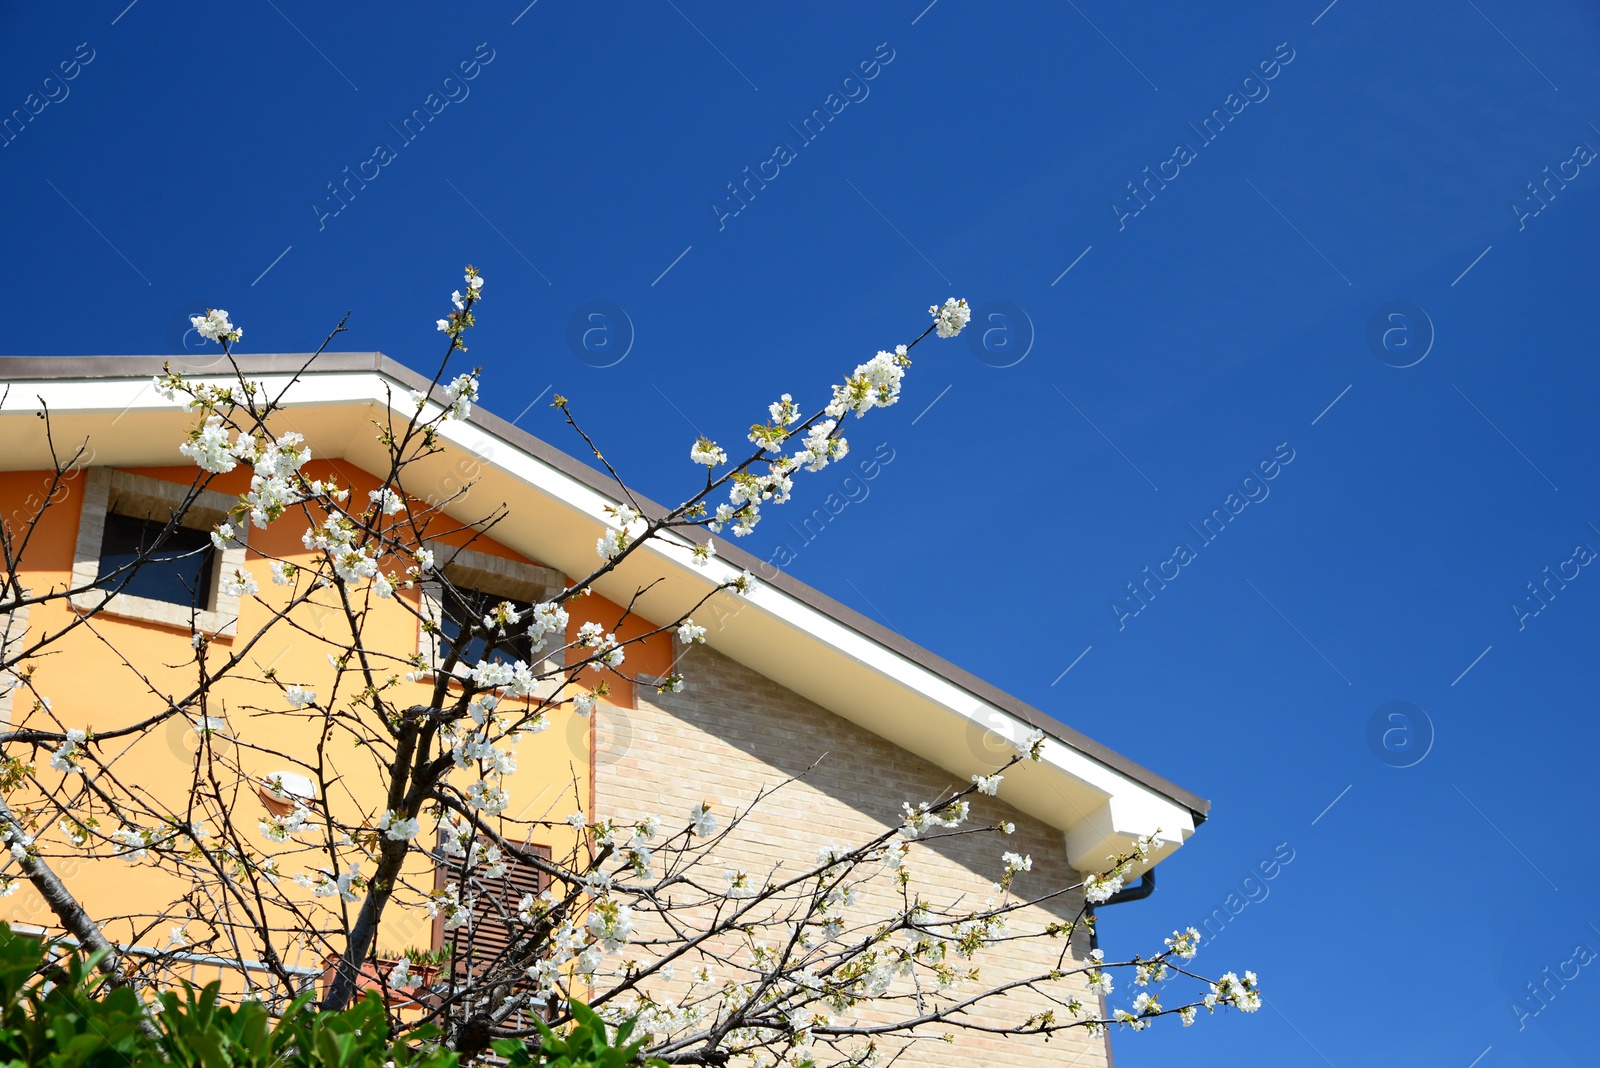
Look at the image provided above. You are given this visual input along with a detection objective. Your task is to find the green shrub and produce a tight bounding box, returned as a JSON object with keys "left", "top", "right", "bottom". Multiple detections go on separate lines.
{"left": 0, "top": 923, "right": 645, "bottom": 1068}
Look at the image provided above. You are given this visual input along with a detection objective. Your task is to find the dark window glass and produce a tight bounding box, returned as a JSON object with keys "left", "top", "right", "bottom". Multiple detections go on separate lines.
{"left": 438, "top": 586, "right": 532, "bottom": 667}
{"left": 97, "top": 512, "right": 215, "bottom": 607}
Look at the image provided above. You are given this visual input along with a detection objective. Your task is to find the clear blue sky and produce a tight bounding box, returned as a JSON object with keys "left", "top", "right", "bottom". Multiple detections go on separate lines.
{"left": 4, "top": 2, "right": 1598, "bottom": 1063}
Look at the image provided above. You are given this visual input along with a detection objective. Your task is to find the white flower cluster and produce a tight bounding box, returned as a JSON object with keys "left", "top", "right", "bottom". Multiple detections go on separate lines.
{"left": 259, "top": 804, "right": 311, "bottom": 843}
{"left": 378, "top": 809, "right": 421, "bottom": 842}
{"left": 575, "top": 621, "right": 625, "bottom": 672}
{"left": 297, "top": 864, "right": 361, "bottom": 902}
{"left": 58, "top": 817, "right": 94, "bottom": 847}
{"left": 429, "top": 881, "right": 473, "bottom": 931}
{"left": 444, "top": 372, "right": 478, "bottom": 420}
{"left": 48, "top": 728, "right": 88, "bottom": 774}
{"left": 111, "top": 826, "right": 157, "bottom": 862}
{"left": 302, "top": 516, "right": 379, "bottom": 587}
{"left": 971, "top": 772, "right": 1002, "bottom": 796}
{"left": 827, "top": 347, "right": 908, "bottom": 420}
{"left": 930, "top": 297, "right": 971, "bottom": 339}
{"left": 1001, "top": 851, "right": 1032, "bottom": 876}
{"left": 284, "top": 686, "right": 316, "bottom": 709}
{"left": 387, "top": 957, "right": 413, "bottom": 990}
{"left": 473, "top": 840, "right": 507, "bottom": 879}
{"left": 3, "top": 826, "right": 33, "bottom": 866}
{"left": 1083, "top": 870, "right": 1124, "bottom": 905}
{"left": 1115, "top": 991, "right": 1163, "bottom": 1030}
{"left": 436, "top": 269, "right": 484, "bottom": 340}
{"left": 368, "top": 486, "right": 404, "bottom": 515}
{"left": 220, "top": 567, "right": 258, "bottom": 598}
{"left": 677, "top": 620, "right": 706, "bottom": 644}
{"left": 234, "top": 431, "right": 313, "bottom": 526}
{"left": 179, "top": 416, "right": 238, "bottom": 473}
{"left": 1165, "top": 926, "right": 1201, "bottom": 960}
{"left": 1021, "top": 727, "right": 1047, "bottom": 761}
{"left": 899, "top": 798, "right": 968, "bottom": 839}
{"left": 527, "top": 600, "right": 569, "bottom": 650}
{"left": 190, "top": 309, "right": 242, "bottom": 344}
{"left": 691, "top": 437, "right": 728, "bottom": 467}
{"left": 1207, "top": 970, "right": 1262, "bottom": 1013}
{"left": 596, "top": 505, "right": 642, "bottom": 561}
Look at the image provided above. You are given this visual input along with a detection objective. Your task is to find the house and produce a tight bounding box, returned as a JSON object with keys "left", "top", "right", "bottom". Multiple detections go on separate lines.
{"left": 0, "top": 352, "right": 1209, "bottom": 1065}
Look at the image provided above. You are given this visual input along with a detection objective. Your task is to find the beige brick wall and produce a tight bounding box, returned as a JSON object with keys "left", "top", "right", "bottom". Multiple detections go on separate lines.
{"left": 595, "top": 644, "right": 1111, "bottom": 1068}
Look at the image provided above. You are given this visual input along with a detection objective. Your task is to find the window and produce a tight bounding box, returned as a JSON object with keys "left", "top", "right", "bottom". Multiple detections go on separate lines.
{"left": 96, "top": 512, "right": 215, "bottom": 606}
{"left": 438, "top": 584, "right": 534, "bottom": 668}
{"left": 417, "top": 541, "right": 564, "bottom": 678}
{"left": 69, "top": 468, "right": 248, "bottom": 637}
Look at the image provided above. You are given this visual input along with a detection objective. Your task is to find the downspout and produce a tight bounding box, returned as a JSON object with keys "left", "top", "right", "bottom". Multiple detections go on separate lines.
{"left": 1085, "top": 868, "right": 1156, "bottom": 1068}
{"left": 1086, "top": 867, "right": 1155, "bottom": 953}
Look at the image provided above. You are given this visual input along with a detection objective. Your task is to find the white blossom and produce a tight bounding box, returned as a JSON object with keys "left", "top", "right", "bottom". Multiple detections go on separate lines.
{"left": 444, "top": 373, "right": 478, "bottom": 420}
{"left": 220, "top": 568, "right": 258, "bottom": 598}
{"left": 1212, "top": 971, "right": 1262, "bottom": 1012}
{"left": 768, "top": 394, "right": 801, "bottom": 426}
{"left": 368, "top": 487, "right": 404, "bottom": 515}
{"left": 111, "top": 827, "right": 153, "bottom": 861}
{"left": 691, "top": 437, "right": 728, "bottom": 467}
{"left": 1165, "top": 927, "right": 1201, "bottom": 960}
{"left": 378, "top": 810, "right": 421, "bottom": 842}
{"left": 49, "top": 729, "right": 88, "bottom": 774}
{"left": 190, "top": 309, "right": 242, "bottom": 344}
{"left": 388, "top": 957, "right": 412, "bottom": 989}
{"left": 284, "top": 686, "right": 316, "bottom": 709}
{"left": 466, "top": 779, "right": 509, "bottom": 814}
{"left": 527, "top": 601, "right": 568, "bottom": 649}
{"left": 827, "top": 351, "right": 907, "bottom": 419}
{"left": 930, "top": 297, "right": 971, "bottom": 339}
{"left": 180, "top": 416, "right": 238, "bottom": 473}
{"left": 971, "top": 773, "right": 1002, "bottom": 796}
{"left": 259, "top": 804, "right": 310, "bottom": 842}
{"left": 585, "top": 901, "right": 636, "bottom": 953}
{"left": 689, "top": 802, "right": 716, "bottom": 837}
{"left": 1083, "top": 871, "right": 1124, "bottom": 904}
{"left": 677, "top": 620, "right": 706, "bottom": 644}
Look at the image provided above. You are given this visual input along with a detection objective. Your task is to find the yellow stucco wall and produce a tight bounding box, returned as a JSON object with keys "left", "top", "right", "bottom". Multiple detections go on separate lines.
{"left": 0, "top": 460, "right": 666, "bottom": 980}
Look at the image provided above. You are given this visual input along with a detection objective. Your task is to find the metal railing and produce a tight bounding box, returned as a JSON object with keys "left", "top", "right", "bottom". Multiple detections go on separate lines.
{"left": 12, "top": 923, "right": 323, "bottom": 1007}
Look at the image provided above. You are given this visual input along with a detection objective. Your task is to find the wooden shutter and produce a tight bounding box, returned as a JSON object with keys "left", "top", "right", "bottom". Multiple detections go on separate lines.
{"left": 432, "top": 841, "right": 551, "bottom": 984}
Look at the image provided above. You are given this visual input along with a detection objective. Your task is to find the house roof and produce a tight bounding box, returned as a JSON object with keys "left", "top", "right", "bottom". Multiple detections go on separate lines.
{"left": 0, "top": 352, "right": 1209, "bottom": 876}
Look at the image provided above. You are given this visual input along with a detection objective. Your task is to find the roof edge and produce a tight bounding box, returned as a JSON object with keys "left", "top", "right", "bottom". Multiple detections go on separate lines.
{"left": 0, "top": 352, "right": 1210, "bottom": 821}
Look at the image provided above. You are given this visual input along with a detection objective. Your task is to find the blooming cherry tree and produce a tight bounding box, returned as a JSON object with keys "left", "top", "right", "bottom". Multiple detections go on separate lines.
{"left": 0, "top": 271, "right": 1257, "bottom": 1063}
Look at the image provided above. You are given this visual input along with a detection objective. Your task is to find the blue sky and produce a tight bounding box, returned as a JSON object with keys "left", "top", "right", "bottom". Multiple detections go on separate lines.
{"left": 4, "top": 1, "right": 1599, "bottom": 1063}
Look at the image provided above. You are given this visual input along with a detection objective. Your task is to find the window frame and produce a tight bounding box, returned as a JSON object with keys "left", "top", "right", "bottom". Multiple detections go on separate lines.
{"left": 68, "top": 467, "right": 249, "bottom": 638}
{"left": 0, "top": 597, "right": 28, "bottom": 726}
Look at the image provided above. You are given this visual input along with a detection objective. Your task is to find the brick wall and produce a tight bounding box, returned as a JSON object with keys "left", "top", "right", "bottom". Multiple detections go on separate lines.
{"left": 595, "top": 643, "right": 1111, "bottom": 1068}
